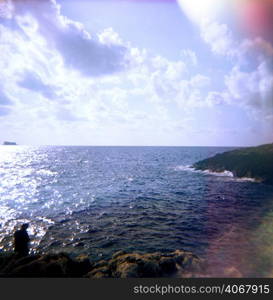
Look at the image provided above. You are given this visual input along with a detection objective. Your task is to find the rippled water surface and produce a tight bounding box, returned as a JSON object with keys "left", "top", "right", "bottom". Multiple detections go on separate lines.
{"left": 1, "top": 146, "right": 273, "bottom": 276}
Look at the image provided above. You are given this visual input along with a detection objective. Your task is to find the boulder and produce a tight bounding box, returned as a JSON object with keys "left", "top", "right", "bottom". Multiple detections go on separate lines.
{"left": 0, "top": 249, "right": 204, "bottom": 278}
{"left": 0, "top": 252, "right": 92, "bottom": 277}
{"left": 88, "top": 249, "right": 204, "bottom": 278}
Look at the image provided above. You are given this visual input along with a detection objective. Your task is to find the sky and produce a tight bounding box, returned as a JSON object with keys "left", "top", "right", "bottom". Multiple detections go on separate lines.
{"left": 0, "top": 0, "right": 272, "bottom": 146}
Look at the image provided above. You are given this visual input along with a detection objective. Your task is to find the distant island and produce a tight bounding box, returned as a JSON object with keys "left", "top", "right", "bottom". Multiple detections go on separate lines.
{"left": 3, "top": 141, "right": 17, "bottom": 145}
{"left": 193, "top": 143, "right": 273, "bottom": 185}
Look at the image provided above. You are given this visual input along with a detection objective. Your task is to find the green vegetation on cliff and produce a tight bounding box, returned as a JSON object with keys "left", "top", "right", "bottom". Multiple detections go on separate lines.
{"left": 193, "top": 143, "right": 273, "bottom": 184}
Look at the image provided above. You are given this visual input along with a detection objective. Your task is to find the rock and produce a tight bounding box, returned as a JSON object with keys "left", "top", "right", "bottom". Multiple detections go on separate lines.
{"left": 0, "top": 249, "right": 204, "bottom": 278}
{"left": 112, "top": 250, "right": 126, "bottom": 259}
{"left": 115, "top": 262, "right": 139, "bottom": 278}
{"left": 193, "top": 143, "right": 273, "bottom": 185}
{"left": 138, "top": 260, "right": 161, "bottom": 277}
{"left": 223, "top": 267, "right": 242, "bottom": 278}
{"left": 0, "top": 252, "right": 92, "bottom": 277}
{"left": 89, "top": 249, "right": 204, "bottom": 278}
{"left": 90, "top": 271, "right": 110, "bottom": 279}
{"left": 87, "top": 266, "right": 110, "bottom": 278}
{"left": 92, "top": 260, "right": 107, "bottom": 269}
{"left": 159, "top": 257, "right": 177, "bottom": 274}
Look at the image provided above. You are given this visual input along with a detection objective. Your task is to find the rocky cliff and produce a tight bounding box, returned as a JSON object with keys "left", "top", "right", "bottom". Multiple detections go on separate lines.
{"left": 193, "top": 143, "right": 273, "bottom": 184}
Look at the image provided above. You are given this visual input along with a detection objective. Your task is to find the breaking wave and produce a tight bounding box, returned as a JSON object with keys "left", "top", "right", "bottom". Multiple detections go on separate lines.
{"left": 174, "top": 165, "right": 257, "bottom": 182}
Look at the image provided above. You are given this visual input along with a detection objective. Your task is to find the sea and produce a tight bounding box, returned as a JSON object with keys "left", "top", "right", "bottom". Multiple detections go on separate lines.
{"left": 1, "top": 145, "right": 273, "bottom": 277}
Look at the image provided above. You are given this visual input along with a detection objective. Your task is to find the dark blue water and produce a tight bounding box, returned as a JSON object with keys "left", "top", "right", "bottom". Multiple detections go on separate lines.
{"left": 1, "top": 146, "right": 273, "bottom": 276}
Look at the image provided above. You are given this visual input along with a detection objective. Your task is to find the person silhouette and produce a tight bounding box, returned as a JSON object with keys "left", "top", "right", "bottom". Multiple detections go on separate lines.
{"left": 14, "top": 223, "right": 30, "bottom": 256}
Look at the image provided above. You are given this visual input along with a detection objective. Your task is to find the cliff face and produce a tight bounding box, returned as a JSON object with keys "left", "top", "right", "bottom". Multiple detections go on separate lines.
{"left": 193, "top": 143, "right": 273, "bottom": 184}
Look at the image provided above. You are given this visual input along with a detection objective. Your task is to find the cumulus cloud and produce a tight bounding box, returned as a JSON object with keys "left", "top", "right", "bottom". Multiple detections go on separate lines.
{"left": 1, "top": 0, "right": 130, "bottom": 77}
{"left": 173, "top": 74, "right": 211, "bottom": 108}
{"left": 205, "top": 91, "right": 229, "bottom": 107}
{"left": 18, "top": 71, "right": 57, "bottom": 99}
{"left": 180, "top": 49, "right": 198, "bottom": 66}
{"left": 0, "top": 89, "right": 12, "bottom": 106}
{"left": 0, "top": 88, "right": 12, "bottom": 117}
{"left": 200, "top": 20, "right": 236, "bottom": 56}
{"left": 0, "top": 0, "right": 271, "bottom": 145}
{"left": 225, "top": 61, "right": 273, "bottom": 117}
{"left": 200, "top": 17, "right": 273, "bottom": 119}
{"left": 0, "top": 0, "right": 137, "bottom": 126}
{"left": 123, "top": 52, "right": 211, "bottom": 110}
{"left": 0, "top": 0, "right": 213, "bottom": 128}
{"left": 0, "top": 106, "right": 11, "bottom": 116}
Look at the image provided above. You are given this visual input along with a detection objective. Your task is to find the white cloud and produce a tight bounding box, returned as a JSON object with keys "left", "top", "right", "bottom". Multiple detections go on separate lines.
{"left": 225, "top": 61, "right": 273, "bottom": 117}
{"left": 123, "top": 53, "right": 210, "bottom": 111}
{"left": 0, "top": 0, "right": 140, "bottom": 130}
{"left": 199, "top": 18, "right": 273, "bottom": 119}
{"left": 18, "top": 70, "right": 57, "bottom": 99}
{"left": 180, "top": 49, "right": 198, "bottom": 66}
{"left": 200, "top": 20, "right": 236, "bottom": 56}
{"left": 0, "top": 89, "right": 12, "bottom": 106}
{"left": 0, "top": 84, "right": 13, "bottom": 117}
{"left": 205, "top": 91, "right": 229, "bottom": 107}
{"left": 98, "top": 27, "right": 124, "bottom": 46}
{"left": 0, "top": 0, "right": 271, "bottom": 145}
{"left": 0, "top": 106, "right": 11, "bottom": 116}
{"left": 1, "top": 0, "right": 130, "bottom": 77}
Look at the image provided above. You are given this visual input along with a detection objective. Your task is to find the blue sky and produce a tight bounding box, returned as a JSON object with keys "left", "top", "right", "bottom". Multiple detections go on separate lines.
{"left": 0, "top": 0, "right": 272, "bottom": 146}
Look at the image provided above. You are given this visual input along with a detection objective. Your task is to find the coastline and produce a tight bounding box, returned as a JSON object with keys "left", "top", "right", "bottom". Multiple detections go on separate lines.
{"left": 0, "top": 249, "right": 205, "bottom": 278}
{"left": 192, "top": 143, "right": 273, "bottom": 185}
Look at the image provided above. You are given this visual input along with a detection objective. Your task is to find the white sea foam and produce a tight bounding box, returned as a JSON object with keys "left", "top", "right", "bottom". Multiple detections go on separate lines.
{"left": 174, "top": 165, "right": 196, "bottom": 172}
{"left": 201, "top": 169, "right": 234, "bottom": 178}
{"left": 175, "top": 165, "right": 233, "bottom": 177}
{"left": 174, "top": 165, "right": 257, "bottom": 182}
{"left": 36, "top": 169, "right": 57, "bottom": 176}
{"left": 232, "top": 177, "right": 258, "bottom": 183}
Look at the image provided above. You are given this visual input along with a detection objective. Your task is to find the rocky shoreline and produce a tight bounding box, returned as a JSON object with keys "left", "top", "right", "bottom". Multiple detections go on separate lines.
{"left": 0, "top": 249, "right": 205, "bottom": 278}
{"left": 193, "top": 143, "right": 273, "bottom": 185}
